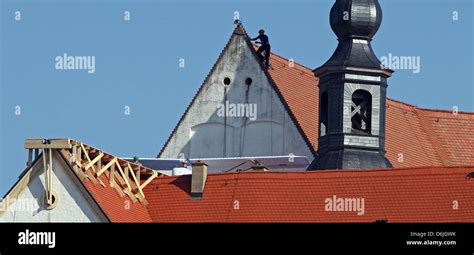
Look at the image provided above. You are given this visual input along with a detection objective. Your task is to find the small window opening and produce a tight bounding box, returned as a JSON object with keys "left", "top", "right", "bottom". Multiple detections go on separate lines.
{"left": 351, "top": 90, "right": 372, "bottom": 135}
{"left": 223, "top": 77, "right": 231, "bottom": 86}
{"left": 320, "top": 92, "right": 328, "bottom": 136}
{"left": 245, "top": 77, "right": 253, "bottom": 85}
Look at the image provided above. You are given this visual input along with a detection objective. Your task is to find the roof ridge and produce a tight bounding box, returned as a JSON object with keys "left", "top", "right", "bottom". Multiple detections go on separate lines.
{"left": 203, "top": 164, "right": 472, "bottom": 176}
{"left": 246, "top": 39, "right": 317, "bottom": 156}
{"left": 267, "top": 50, "right": 473, "bottom": 115}
{"left": 148, "top": 165, "right": 474, "bottom": 183}
{"left": 414, "top": 110, "right": 451, "bottom": 166}
{"left": 157, "top": 25, "right": 318, "bottom": 158}
{"left": 387, "top": 98, "right": 474, "bottom": 116}
{"left": 265, "top": 49, "right": 317, "bottom": 76}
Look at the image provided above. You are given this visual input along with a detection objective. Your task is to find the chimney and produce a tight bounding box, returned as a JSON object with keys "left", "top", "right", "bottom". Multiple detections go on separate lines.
{"left": 191, "top": 161, "right": 208, "bottom": 199}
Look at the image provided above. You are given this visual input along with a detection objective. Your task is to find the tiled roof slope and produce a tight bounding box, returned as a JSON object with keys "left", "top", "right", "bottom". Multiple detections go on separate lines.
{"left": 82, "top": 175, "right": 153, "bottom": 222}
{"left": 266, "top": 52, "right": 320, "bottom": 150}
{"left": 267, "top": 52, "right": 474, "bottom": 168}
{"left": 143, "top": 166, "right": 474, "bottom": 222}
{"left": 55, "top": 148, "right": 154, "bottom": 223}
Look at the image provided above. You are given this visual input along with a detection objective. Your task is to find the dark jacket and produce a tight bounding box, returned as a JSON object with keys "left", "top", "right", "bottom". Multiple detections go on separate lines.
{"left": 251, "top": 34, "right": 270, "bottom": 46}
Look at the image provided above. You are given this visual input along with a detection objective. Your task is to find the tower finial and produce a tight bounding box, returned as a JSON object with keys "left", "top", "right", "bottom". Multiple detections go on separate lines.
{"left": 234, "top": 18, "right": 242, "bottom": 27}
{"left": 330, "top": 0, "right": 383, "bottom": 40}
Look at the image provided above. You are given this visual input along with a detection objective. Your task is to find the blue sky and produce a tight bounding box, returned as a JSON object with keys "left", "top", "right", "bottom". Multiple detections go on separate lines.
{"left": 1, "top": 0, "right": 473, "bottom": 195}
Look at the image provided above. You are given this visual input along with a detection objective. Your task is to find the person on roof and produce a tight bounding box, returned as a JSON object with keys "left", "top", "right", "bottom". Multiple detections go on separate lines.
{"left": 251, "top": 29, "right": 271, "bottom": 69}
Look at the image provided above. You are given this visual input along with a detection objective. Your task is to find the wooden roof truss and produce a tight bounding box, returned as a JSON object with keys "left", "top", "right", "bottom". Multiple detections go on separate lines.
{"left": 24, "top": 138, "right": 163, "bottom": 206}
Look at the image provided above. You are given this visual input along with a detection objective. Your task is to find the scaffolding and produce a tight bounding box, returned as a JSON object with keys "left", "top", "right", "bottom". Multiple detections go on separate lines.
{"left": 25, "top": 138, "right": 163, "bottom": 206}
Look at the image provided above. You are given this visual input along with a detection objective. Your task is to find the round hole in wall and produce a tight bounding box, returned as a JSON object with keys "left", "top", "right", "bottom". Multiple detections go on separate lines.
{"left": 223, "top": 77, "right": 231, "bottom": 86}
{"left": 45, "top": 191, "right": 59, "bottom": 210}
{"left": 245, "top": 77, "right": 253, "bottom": 85}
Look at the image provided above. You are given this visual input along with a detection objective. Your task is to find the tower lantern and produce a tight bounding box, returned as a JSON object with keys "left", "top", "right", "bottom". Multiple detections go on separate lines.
{"left": 308, "top": 0, "right": 393, "bottom": 170}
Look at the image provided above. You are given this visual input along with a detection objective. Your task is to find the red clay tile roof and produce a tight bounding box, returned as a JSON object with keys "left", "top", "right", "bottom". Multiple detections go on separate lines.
{"left": 266, "top": 51, "right": 320, "bottom": 150}
{"left": 267, "top": 51, "right": 474, "bottom": 168}
{"left": 82, "top": 27, "right": 474, "bottom": 223}
{"left": 143, "top": 166, "right": 474, "bottom": 222}
{"left": 68, "top": 29, "right": 474, "bottom": 222}
{"left": 55, "top": 152, "right": 153, "bottom": 222}
{"left": 82, "top": 174, "right": 153, "bottom": 222}
{"left": 158, "top": 26, "right": 474, "bottom": 168}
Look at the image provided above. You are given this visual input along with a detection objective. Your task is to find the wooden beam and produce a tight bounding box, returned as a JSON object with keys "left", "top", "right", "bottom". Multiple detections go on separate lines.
{"left": 97, "top": 157, "right": 102, "bottom": 172}
{"left": 113, "top": 169, "right": 126, "bottom": 186}
{"left": 27, "top": 149, "right": 32, "bottom": 167}
{"left": 114, "top": 183, "right": 125, "bottom": 197}
{"left": 77, "top": 145, "right": 82, "bottom": 167}
{"left": 115, "top": 161, "right": 131, "bottom": 192}
{"left": 76, "top": 168, "right": 88, "bottom": 180}
{"left": 127, "top": 163, "right": 145, "bottom": 198}
{"left": 81, "top": 144, "right": 92, "bottom": 164}
{"left": 75, "top": 160, "right": 83, "bottom": 168}
{"left": 123, "top": 188, "right": 138, "bottom": 203}
{"left": 97, "top": 158, "right": 116, "bottom": 177}
{"left": 84, "top": 168, "right": 99, "bottom": 185}
{"left": 25, "top": 138, "right": 72, "bottom": 149}
{"left": 0, "top": 157, "right": 43, "bottom": 217}
{"left": 72, "top": 145, "right": 77, "bottom": 162}
{"left": 84, "top": 152, "right": 104, "bottom": 170}
{"left": 140, "top": 171, "right": 158, "bottom": 190}
{"left": 136, "top": 167, "right": 141, "bottom": 186}
{"left": 125, "top": 164, "right": 130, "bottom": 181}
{"left": 97, "top": 176, "right": 106, "bottom": 187}
{"left": 134, "top": 192, "right": 148, "bottom": 206}
{"left": 58, "top": 149, "right": 85, "bottom": 180}
{"left": 47, "top": 148, "right": 53, "bottom": 203}
{"left": 82, "top": 144, "right": 99, "bottom": 172}
{"left": 109, "top": 163, "right": 115, "bottom": 186}
{"left": 71, "top": 146, "right": 78, "bottom": 172}
{"left": 114, "top": 163, "right": 138, "bottom": 202}
{"left": 79, "top": 143, "right": 100, "bottom": 185}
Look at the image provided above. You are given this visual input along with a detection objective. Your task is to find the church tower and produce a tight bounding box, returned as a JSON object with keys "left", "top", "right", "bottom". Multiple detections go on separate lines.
{"left": 308, "top": 0, "right": 393, "bottom": 170}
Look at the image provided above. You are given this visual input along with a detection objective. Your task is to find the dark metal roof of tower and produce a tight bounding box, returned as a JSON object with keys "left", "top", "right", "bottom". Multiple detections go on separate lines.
{"left": 330, "top": 0, "right": 382, "bottom": 40}
{"left": 315, "top": 0, "right": 391, "bottom": 74}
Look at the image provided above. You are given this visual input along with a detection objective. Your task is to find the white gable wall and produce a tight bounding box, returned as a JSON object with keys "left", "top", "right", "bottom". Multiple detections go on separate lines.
{"left": 0, "top": 152, "right": 106, "bottom": 222}
{"left": 160, "top": 33, "right": 314, "bottom": 163}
